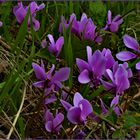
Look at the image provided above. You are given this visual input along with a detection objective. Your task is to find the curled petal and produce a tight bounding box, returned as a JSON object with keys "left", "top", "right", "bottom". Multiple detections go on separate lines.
{"left": 116, "top": 51, "right": 136, "bottom": 61}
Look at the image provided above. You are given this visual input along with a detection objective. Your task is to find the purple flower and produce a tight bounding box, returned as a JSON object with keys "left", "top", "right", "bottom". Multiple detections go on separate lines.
{"left": 47, "top": 34, "right": 64, "bottom": 57}
{"left": 59, "top": 13, "right": 102, "bottom": 43}
{"left": 32, "top": 62, "right": 70, "bottom": 96}
{"left": 100, "top": 95, "right": 121, "bottom": 116}
{"left": 103, "top": 10, "right": 123, "bottom": 32}
{"left": 13, "top": 2, "right": 45, "bottom": 31}
{"left": 116, "top": 35, "right": 140, "bottom": 70}
{"left": 0, "top": 21, "right": 2, "bottom": 27}
{"left": 101, "top": 62, "right": 132, "bottom": 95}
{"left": 102, "top": 48, "right": 115, "bottom": 69}
{"left": 41, "top": 39, "right": 47, "bottom": 48}
{"left": 76, "top": 46, "right": 107, "bottom": 87}
{"left": 61, "top": 92, "right": 93, "bottom": 124}
{"left": 44, "top": 110, "right": 64, "bottom": 133}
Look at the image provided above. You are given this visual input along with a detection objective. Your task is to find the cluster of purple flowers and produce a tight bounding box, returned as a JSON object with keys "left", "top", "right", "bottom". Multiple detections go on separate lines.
{"left": 13, "top": 1, "right": 45, "bottom": 31}
{"left": 12, "top": 1, "right": 140, "bottom": 135}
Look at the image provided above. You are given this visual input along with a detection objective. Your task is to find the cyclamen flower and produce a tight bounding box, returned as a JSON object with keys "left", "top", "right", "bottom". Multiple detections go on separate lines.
{"left": 47, "top": 34, "right": 64, "bottom": 57}
{"left": 41, "top": 39, "right": 47, "bottom": 48}
{"left": 100, "top": 95, "right": 121, "bottom": 116}
{"left": 116, "top": 35, "right": 140, "bottom": 70}
{"left": 101, "top": 62, "right": 132, "bottom": 95}
{"left": 59, "top": 13, "right": 102, "bottom": 43}
{"left": 44, "top": 110, "right": 64, "bottom": 133}
{"left": 102, "top": 48, "right": 115, "bottom": 69}
{"left": 103, "top": 10, "right": 123, "bottom": 32}
{"left": 13, "top": 2, "right": 45, "bottom": 31}
{"left": 32, "top": 62, "right": 70, "bottom": 95}
{"left": 76, "top": 46, "right": 114, "bottom": 87}
{"left": 0, "top": 21, "right": 2, "bottom": 27}
{"left": 61, "top": 92, "right": 93, "bottom": 124}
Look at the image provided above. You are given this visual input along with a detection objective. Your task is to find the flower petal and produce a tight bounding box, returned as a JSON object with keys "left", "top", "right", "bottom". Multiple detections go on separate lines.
{"left": 76, "top": 58, "right": 89, "bottom": 72}
{"left": 100, "top": 99, "right": 108, "bottom": 115}
{"left": 116, "top": 51, "right": 136, "bottom": 61}
{"left": 55, "top": 36, "right": 64, "bottom": 56}
{"left": 73, "top": 92, "right": 83, "bottom": 107}
{"left": 92, "top": 50, "right": 106, "bottom": 77}
{"left": 32, "top": 81, "right": 45, "bottom": 88}
{"left": 115, "top": 66, "right": 130, "bottom": 94}
{"left": 110, "top": 22, "right": 119, "bottom": 32}
{"left": 52, "top": 67, "right": 70, "bottom": 82}
{"left": 47, "top": 34, "right": 55, "bottom": 45}
{"left": 136, "top": 62, "right": 140, "bottom": 70}
{"left": 67, "top": 107, "right": 82, "bottom": 124}
{"left": 46, "top": 64, "right": 55, "bottom": 80}
{"left": 32, "top": 17, "right": 40, "bottom": 31}
{"left": 123, "top": 35, "right": 139, "bottom": 51}
{"left": 106, "top": 69, "right": 114, "bottom": 82}
{"left": 45, "top": 94, "right": 57, "bottom": 104}
{"left": 87, "top": 46, "right": 93, "bottom": 66}
{"left": 107, "top": 10, "right": 112, "bottom": 24}
{"left": 32, "top": 63, "right": 47, "bottom": 80}
{"left": 101, "top": 79, "right": 115, "bottom": 91}
{"left": 78, "top": 69, "right": 90, "bottom": 84}
{"left": 41, "top": 39, "right": 47, "bottom": 48}
{"left": 111, "top": 95, "right": 119, "bottom": 107}
{"left": 79, "top": 99, "right": 93, "bottom": 120}
{"left": 60, "top": 100, "right": 72, "bottom": 111}
{"left": 44, "top": 110, "right": 54, "bottom": 122}
{"left": 53, "top": 113, "right": 64, "bottom": 132}
{"left": 45, "top": 121, "right": 53, "bottom": 132}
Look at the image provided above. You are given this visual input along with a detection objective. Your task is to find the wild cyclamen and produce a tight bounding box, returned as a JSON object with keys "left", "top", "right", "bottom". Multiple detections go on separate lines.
{"left": 103, "top": 10, "right": 123, "bottom": 32}
{"left": 116, "top": 35, "right": 140, "bottom": 70}
{"left": 44, "top": 110, "right": 64, "bottom": 134}
{"left": 59, "top": 13, "right": 102, "bottom": 43}
{"left": 13, "top": 1, "right": 45, "bottom": 31}
{"left": 61, "top": 92, "right": 93, "bottom": 124}
{"left": 100, "top": 95, "right": 121, "bottom": 116}
{"left": 0, "top": 21, "right": 2, "bottom": 27}
{"left": 76, "top": 46, "right": 115, "bottom": 87}
{"left": 32, "top": 62, "right": 70, "bottom": 95}
{"left": 101, "top": 62, "right": 132, "bottom": 95}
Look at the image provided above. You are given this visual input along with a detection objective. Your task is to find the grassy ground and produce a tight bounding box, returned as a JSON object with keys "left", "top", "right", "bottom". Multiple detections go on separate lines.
{"left": 0, "top": 1, "right": 140, "bottom": 139}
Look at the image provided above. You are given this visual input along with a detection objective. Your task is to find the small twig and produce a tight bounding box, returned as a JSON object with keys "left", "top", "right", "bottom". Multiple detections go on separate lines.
{"left": 7, "top": 83, "right": 26, "bottom": 139}
{"left": 2, "top": 110, "right": 21, "bottom": 139}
